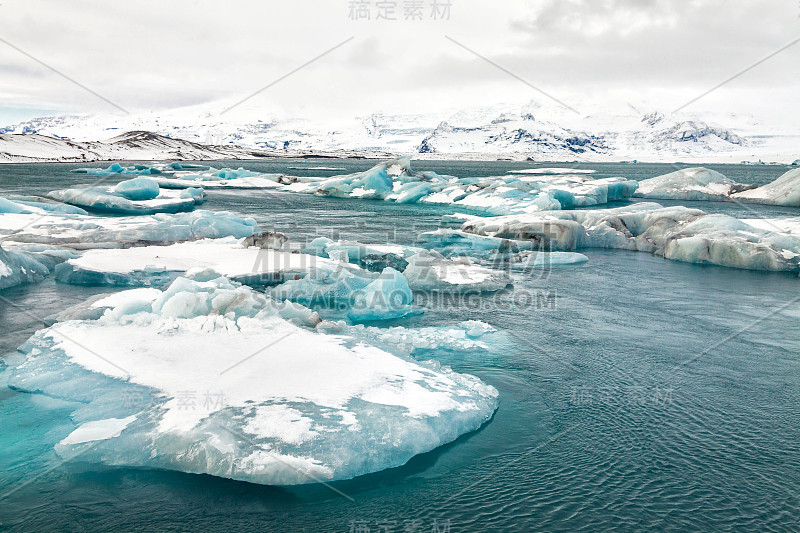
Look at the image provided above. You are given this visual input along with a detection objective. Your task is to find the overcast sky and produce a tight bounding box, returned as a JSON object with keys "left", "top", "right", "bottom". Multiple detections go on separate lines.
{"left": 0, "top": 0, "right": 798, "bottom": 126}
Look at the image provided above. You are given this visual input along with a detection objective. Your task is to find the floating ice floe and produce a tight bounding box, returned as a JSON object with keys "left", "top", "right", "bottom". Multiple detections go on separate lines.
{"left": 503, "top": 250, "right": 589, "bottom": 271}
{"left": 55, "top": 236, "right": 337, "bottom": 288}
{"left": 0, "top": 196, "right": 88, "bottom": 215}
{"left": 732, "top": 168, "right": 800, "bottom": 206}
{"left": 634, "top": 167, "right": 756, "bottom": 201}
{"left": 461, "top": 202, "right": 800, "bottom": 271}
{"left": 48, "top": 177, "right": 205, "bottom": 215}
{"left": 290, "top": 157, "right": 638, "bottom": 215}
{"left": 0, "top": 210, "right": 259, "bottom": 248}
{"left": 8, "top": 276, "right": 498, "bottom": 484}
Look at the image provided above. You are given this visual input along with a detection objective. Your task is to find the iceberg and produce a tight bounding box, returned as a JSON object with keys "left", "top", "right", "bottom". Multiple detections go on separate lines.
{"left": 732, "top": 168, "right": 800, "bottom": 206}
{"left": 55, "top": 237, "right": 338, "bottom": 288}
{"left": 48, "top": 179, "right": 203, "bottom": 215}
{"left": 268, "top": 258, "right": 414, "bottom": 319}
{"left": 0, "top": 243, "right": 51, "bottom": 290}
{"left": 0, "top": 210, "right": 259, "bottom": 249}
{"left": 634, "top": 167, "right": 755, "bottom": 201}
{"left": 403, "top": 251, "right": 511, "bottom": 292}
{"left": 290, "top": 157, "right": 637, "bottom": 215}
{"left": 503, "top": 250, "right": 589, "bottom": 271}
{"left": 417, "top": 228, "right": 533, "bottom": 258}
{"left": 153, "top": 166, "right": 284, "bottom": 190}
{"left": 304, "top": 237, "right": 423, "bottom": 272}
{"left": 72, "top": 163, "right": 165, "bottom": 175}
{"left": 113, "top": 177, "right": 161, "bottom": 201}
{"left": 347, "top": 267, "right": 416, "bottom": 321}
{"left": 461, "top": 203, "right": 800, "bottom": 271}
{"left": 8, "top": 277, "right": 498, "bottom": 484}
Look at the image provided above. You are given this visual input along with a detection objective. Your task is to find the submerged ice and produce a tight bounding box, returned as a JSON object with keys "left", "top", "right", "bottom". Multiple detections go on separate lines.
{"left": 8, "top": 276, "right": 498, "bottom": 485}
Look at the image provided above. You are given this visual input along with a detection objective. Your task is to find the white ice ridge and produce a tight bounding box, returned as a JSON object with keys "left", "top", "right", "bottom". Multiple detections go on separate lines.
{"left": 48, "top": 177, "right": 206, "bottom": 215}
{"left": 286, "top": 156, "right": 638, "bottom": 215}
{"left": 9, "top": 276, "right": 498, "bottom": 484}
{"left": 460, "top": 202, "right": 800, "bottom": 271}
{"left": 0, "top": 210, "right": 259, "bottom": 249}
{"left": 634, "top": 167, "right": 756, "bottom": 201}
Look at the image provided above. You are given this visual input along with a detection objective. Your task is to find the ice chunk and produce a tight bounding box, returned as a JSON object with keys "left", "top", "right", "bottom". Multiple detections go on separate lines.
{"left": 634, "top": 167, "right": 755, "bottom": 201}
{"left": 304, "top": 237, "right": 423, "bottom": 272}
{"left": 0, "top": 210, "right": 259, "bottom": 249}
{"left": 61, "top": 416, "right": 137, "bottom": 445}
{"left": 732, "top": 168, "right": 800, "bottom": 206}
{"left": 113, "top": 177, "right": 161, "bottom": 201}
{"left": 55, "top": 237, "right": 337, "bottom": 287}
{"left": 179, "top": 186, "right": 207, "bottom": 203}
{"left": 0, "top": 197, "right": 31, "bottom": 214}
{"left": 503, "top": 250, "right": 589, "bottom": 271}
{"left": 9, "top": 277, "right": 498, "bottom": 484}
{"left": 0, "top": 243, "right": 51, "bottom": 290}
{"left": 241, "top": 231, "right": 288, "bottom": 250}
{"left": 418, "top": 228, "right": 533, "bottom": 258}
{"left": 270, "top": 259, "right": 378, "bottom": 305}
{"left": 0, "top": 196, "right": 88, "bottom": 215}
{"left": 348, "top": 267, "right": 415, "bottom": 321}
{"left": 461, "top": 203, "right": 800, "bottom": 271}
{"left": 403, "top": 251, "right": 511, "bottom": 292}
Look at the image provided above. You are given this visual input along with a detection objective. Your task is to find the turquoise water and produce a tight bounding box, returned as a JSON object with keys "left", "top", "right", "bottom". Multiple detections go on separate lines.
{"left": 1, "top": 161, "right": 799, "bottom": 531}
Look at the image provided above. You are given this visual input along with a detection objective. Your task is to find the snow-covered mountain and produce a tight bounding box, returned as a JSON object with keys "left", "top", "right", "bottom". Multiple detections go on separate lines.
{"left": 0, "top": 131, "right": 272, "bottom": 163}
{"left": 0, "top": 104, "right": 796, "bottom": 163}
